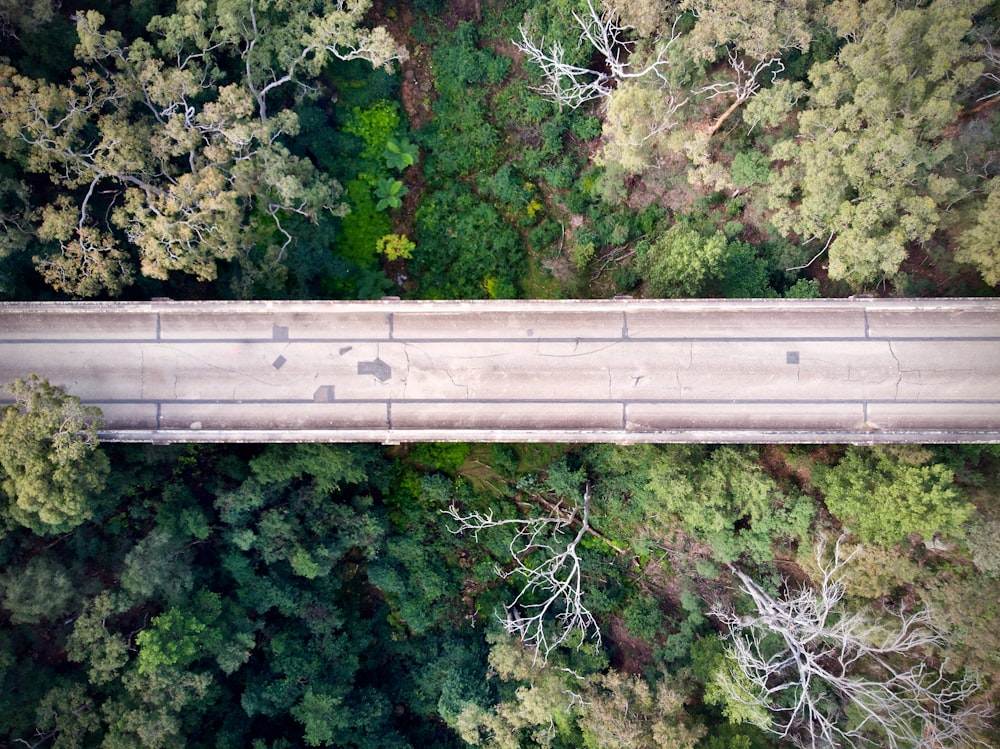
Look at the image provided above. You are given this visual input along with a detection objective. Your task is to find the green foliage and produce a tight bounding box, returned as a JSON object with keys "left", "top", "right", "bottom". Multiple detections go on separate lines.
{"left": 784, "top": 277, "right": 821, "bottom": 298}
{"left": 423, "top": 23, "right": 511, "bottom": 178}
{"left": 0, "top": 552, "right": 79, "bottom": 624}
{"left": 570, "top": 115, "right": 603, "bottom": 141}
{"left": 119, "top": 527, "right": 195, "bottom": 606}
{"left": 647, "top": 446, "right": 814, "bottom": 563}
{"left": 622, "top": 593, "right": 663, "bottom": 643}
{"left": 0, "top": 375, "right": 109, "bottom": 535}
{"left": 250, "top": 444, "right": 372, "bottom": 494}
{"left": 344, "top": 101, "right": 403, "bottom": 161}
{"left": 383, "top": 137, "right": 419, "bottom": 171}
{"left": 408, "top": 442, "right": 471, "bottom": 474}
{"left": 768, "top": 0, "right": 985, "bottom": 288}
{"left": 635, "top": 224, "right": 727, "bottom": 297}
{"left": 339, "top": 178, "right": 393, "bottom": 269}
{"left": 65, "top": 591, "right": 130, "bottom": 686}
{"left": 730, "top": 151, "right": 772, "bottom": 187}
{"left": 811, "top": 447, "right": 973, "bottom": 545}
{"left": 717, "top": 241, "right": 777, "bottom": 298}
{"left": 136, "top": 590, "right": 224, "bottom": 674}
{"left": 956, "top": 178, "right": 1000, "bottom": 287}
{"left": 413, "top": 183, "right": 525, "bottom": 298}
{"left": 375, "top": 233, "right": 415, "bottom": 261}
{"left": 374, "top": 177, "right": 409, "bottom": 211}
{"left": 966, "top": 514, "right": 1000, "bottom": 577}
{"left": 920, "top": 568, "right": 1000, "bottom": 673}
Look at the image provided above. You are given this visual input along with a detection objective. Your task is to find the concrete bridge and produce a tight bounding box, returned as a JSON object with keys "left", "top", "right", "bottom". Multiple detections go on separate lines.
{"left": 1, "top": 298, "right": 999, "bottom": 444}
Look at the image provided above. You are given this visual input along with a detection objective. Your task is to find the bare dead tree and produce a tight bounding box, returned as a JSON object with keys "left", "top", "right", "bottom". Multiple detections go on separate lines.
{"left": 979, "top": 39, "right": 1000, "bottom": 104}
{"left": 695, "top": 49, "right": 784, "bottom": 136}
{"left": 444, "top": 485, "right": 600, "bottom": 663}
{"left": 712, "top": 536, "right": 992, "bottom": 749}
{"left": 514, "top": 0, "right": 684, "bottom": 110}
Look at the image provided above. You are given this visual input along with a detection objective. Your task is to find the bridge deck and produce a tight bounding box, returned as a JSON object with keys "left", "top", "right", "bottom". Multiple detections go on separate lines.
{"left": 1, "top": 298, "right": 999, "bottom": 443}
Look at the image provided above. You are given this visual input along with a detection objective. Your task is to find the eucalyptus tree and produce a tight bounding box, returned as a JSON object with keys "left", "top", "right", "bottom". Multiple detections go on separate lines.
{"left": 768, "top": 0, "right": 986, "bottom": 288}
{"left": 0, "top": 0, "right": 404, "bottom": 296}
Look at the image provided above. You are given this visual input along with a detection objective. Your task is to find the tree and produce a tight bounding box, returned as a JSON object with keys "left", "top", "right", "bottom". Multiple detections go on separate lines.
{"left": 956, "top": 178, "right": 1000, "bottom": 287}
{"left": 635, "top": 223, "right": 727, "bottom": 297}
{"left": 135, "top": 590, "right": 234, "bottom": 676}
{"left": 768, "top": 0, "right": 986, "bottom": 288}
{"left": 711, "top": 537, "right": 991, "bottom": 749}
{"left": 0, "top": 553, "right": 79, "bottom": 624}
{"left": 682, "top": 0, "right": 813, "bottom": 135}
{"left": 66, "top": 592, "right": 130, "bottom": 686}
{"left": 0, "top": 1, "right": 404, "bottom": 294}
{"left": 811, "top": 447, "right": 973, "bottom": 545}
{"left": 444, "top": 484, "right": 600, "bottom": 662}
{"left": 0, "top": 375, "right": 109, "bottom": 535}
{"left": 579, "top": 671, "right": 706, "bottom": 749}
{"left": 515, "top": 0, "right": 685, "bottom": 111}
{"left": 0, "top": 0, "right": 56, "bottom": 38}
{"left": 645, "top": 446, "right": 814, "bottom": 562}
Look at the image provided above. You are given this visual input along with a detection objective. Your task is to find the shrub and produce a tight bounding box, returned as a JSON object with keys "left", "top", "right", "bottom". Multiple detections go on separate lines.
{"left": 383, "top": 138, "right": 419, "bottom": 171}
{"left": 636, "top": 224, "right": 727, "bottom": 298}
{"left": 343, "top": 101, "right": 401, "bottom": 161}
{"left": 413, "top": 184, "right": 525, "bottom": 298}
{"left": 374, "top": 178, "right": 409, "bottom": 211}
{"left": 375, "top": 234, "right": 415, "bottom": 261}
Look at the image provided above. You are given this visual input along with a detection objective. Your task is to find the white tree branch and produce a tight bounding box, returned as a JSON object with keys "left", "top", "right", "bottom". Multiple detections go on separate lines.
{"left": 712, "top": 535, "right": 992, "bottom": 749}
{"left": 444, "top": 485, "right": 600, "bottom": 663}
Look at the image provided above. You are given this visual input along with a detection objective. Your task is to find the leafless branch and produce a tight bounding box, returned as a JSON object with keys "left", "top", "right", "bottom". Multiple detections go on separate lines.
{"left": 979, "top": 39, "right": 1000, "bottom": 103}
{"left": 514, "top": 0, "right": 682, "bottom": 110}
{"left": 444, "top": 485, "right": 600, "bottom": 663}
{"left": 712, "top": 536, "right": 992, "bottom": 749}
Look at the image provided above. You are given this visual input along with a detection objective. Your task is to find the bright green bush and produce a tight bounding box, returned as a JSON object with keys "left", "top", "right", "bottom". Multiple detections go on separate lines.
{"left": 338, "top": 178, "right": 391, "bottom": 268}
{"left": 343, "top": 100, "right": 402, "bottom": 161}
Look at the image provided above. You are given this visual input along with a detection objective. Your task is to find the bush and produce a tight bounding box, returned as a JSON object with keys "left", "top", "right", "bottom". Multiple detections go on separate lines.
{"left": 413, "top": 184, "right": 525, "bottom": 298}
{"left": 647, "top": 446, "right": 815, "bottom": 563}
{"left": 527, "top": 219, "right": 562, "bottom": 255}
{"left": 338, "top": 179, "right": 391, "bottom": 268}
{"left": 343, "top": 101, "right": 401, "bottom": 161}
{"left": 570, "top": 115, "right": 602, "bottom": 141}
{"left": 716, "top": 241, "right": 777, "bottom": 298}
{"left": 636, "top": 224, "right": 727, "bottom": 298}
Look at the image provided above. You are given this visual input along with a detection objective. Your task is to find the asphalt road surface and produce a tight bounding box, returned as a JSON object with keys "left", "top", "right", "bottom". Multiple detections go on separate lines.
{"left": 1, "top": 298, "right": 999, "bottom": 443}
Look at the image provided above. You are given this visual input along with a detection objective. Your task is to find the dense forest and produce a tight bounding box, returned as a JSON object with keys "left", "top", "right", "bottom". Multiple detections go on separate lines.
{"left": 2, "top": 0, "right": 1000, "bottom": 747}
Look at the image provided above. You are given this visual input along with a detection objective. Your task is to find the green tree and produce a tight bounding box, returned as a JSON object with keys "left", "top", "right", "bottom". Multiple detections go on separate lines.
{"left": 647, "top": 446, "right": 813, "bottom": 562}
{"left": 579, "top": 671, "right": 705, "bottom": 749}
{"left": 812, "top": 447, "right": 973, "bottom": 545}
{"left": 66, "top": 591, "right": 130, "bottom": 686}
{"left": 635, "top": 223, "right": 727, "bottom": 297}
{"left": 0, "top": 553, "right": 79, "bottom": 624}
{"left": 955, "top": 178, "right": 1000, "bottom": 287}
{"left": 768, "top": 0, "right": 986, "bottom": 288}
{"left": 0, "top": 375, "right": 109, "bottom": 535}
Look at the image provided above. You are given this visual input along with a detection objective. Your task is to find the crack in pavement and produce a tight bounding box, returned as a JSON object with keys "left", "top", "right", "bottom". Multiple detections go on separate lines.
{"left": 445, "top": 369, "right": 470, "bottom": 399}
{"left": 887, "top": 341, "right": 903, "bottom": 400}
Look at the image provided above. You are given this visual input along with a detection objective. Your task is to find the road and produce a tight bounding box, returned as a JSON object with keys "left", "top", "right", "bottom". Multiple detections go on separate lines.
{"left": 1, "top": 298, "right": 999, "bottom": 443}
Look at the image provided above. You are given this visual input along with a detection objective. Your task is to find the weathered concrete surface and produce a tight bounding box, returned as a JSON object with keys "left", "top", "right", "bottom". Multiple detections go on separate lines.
{"left": 1, "top": 298, "right": 998, "bottom": 443}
